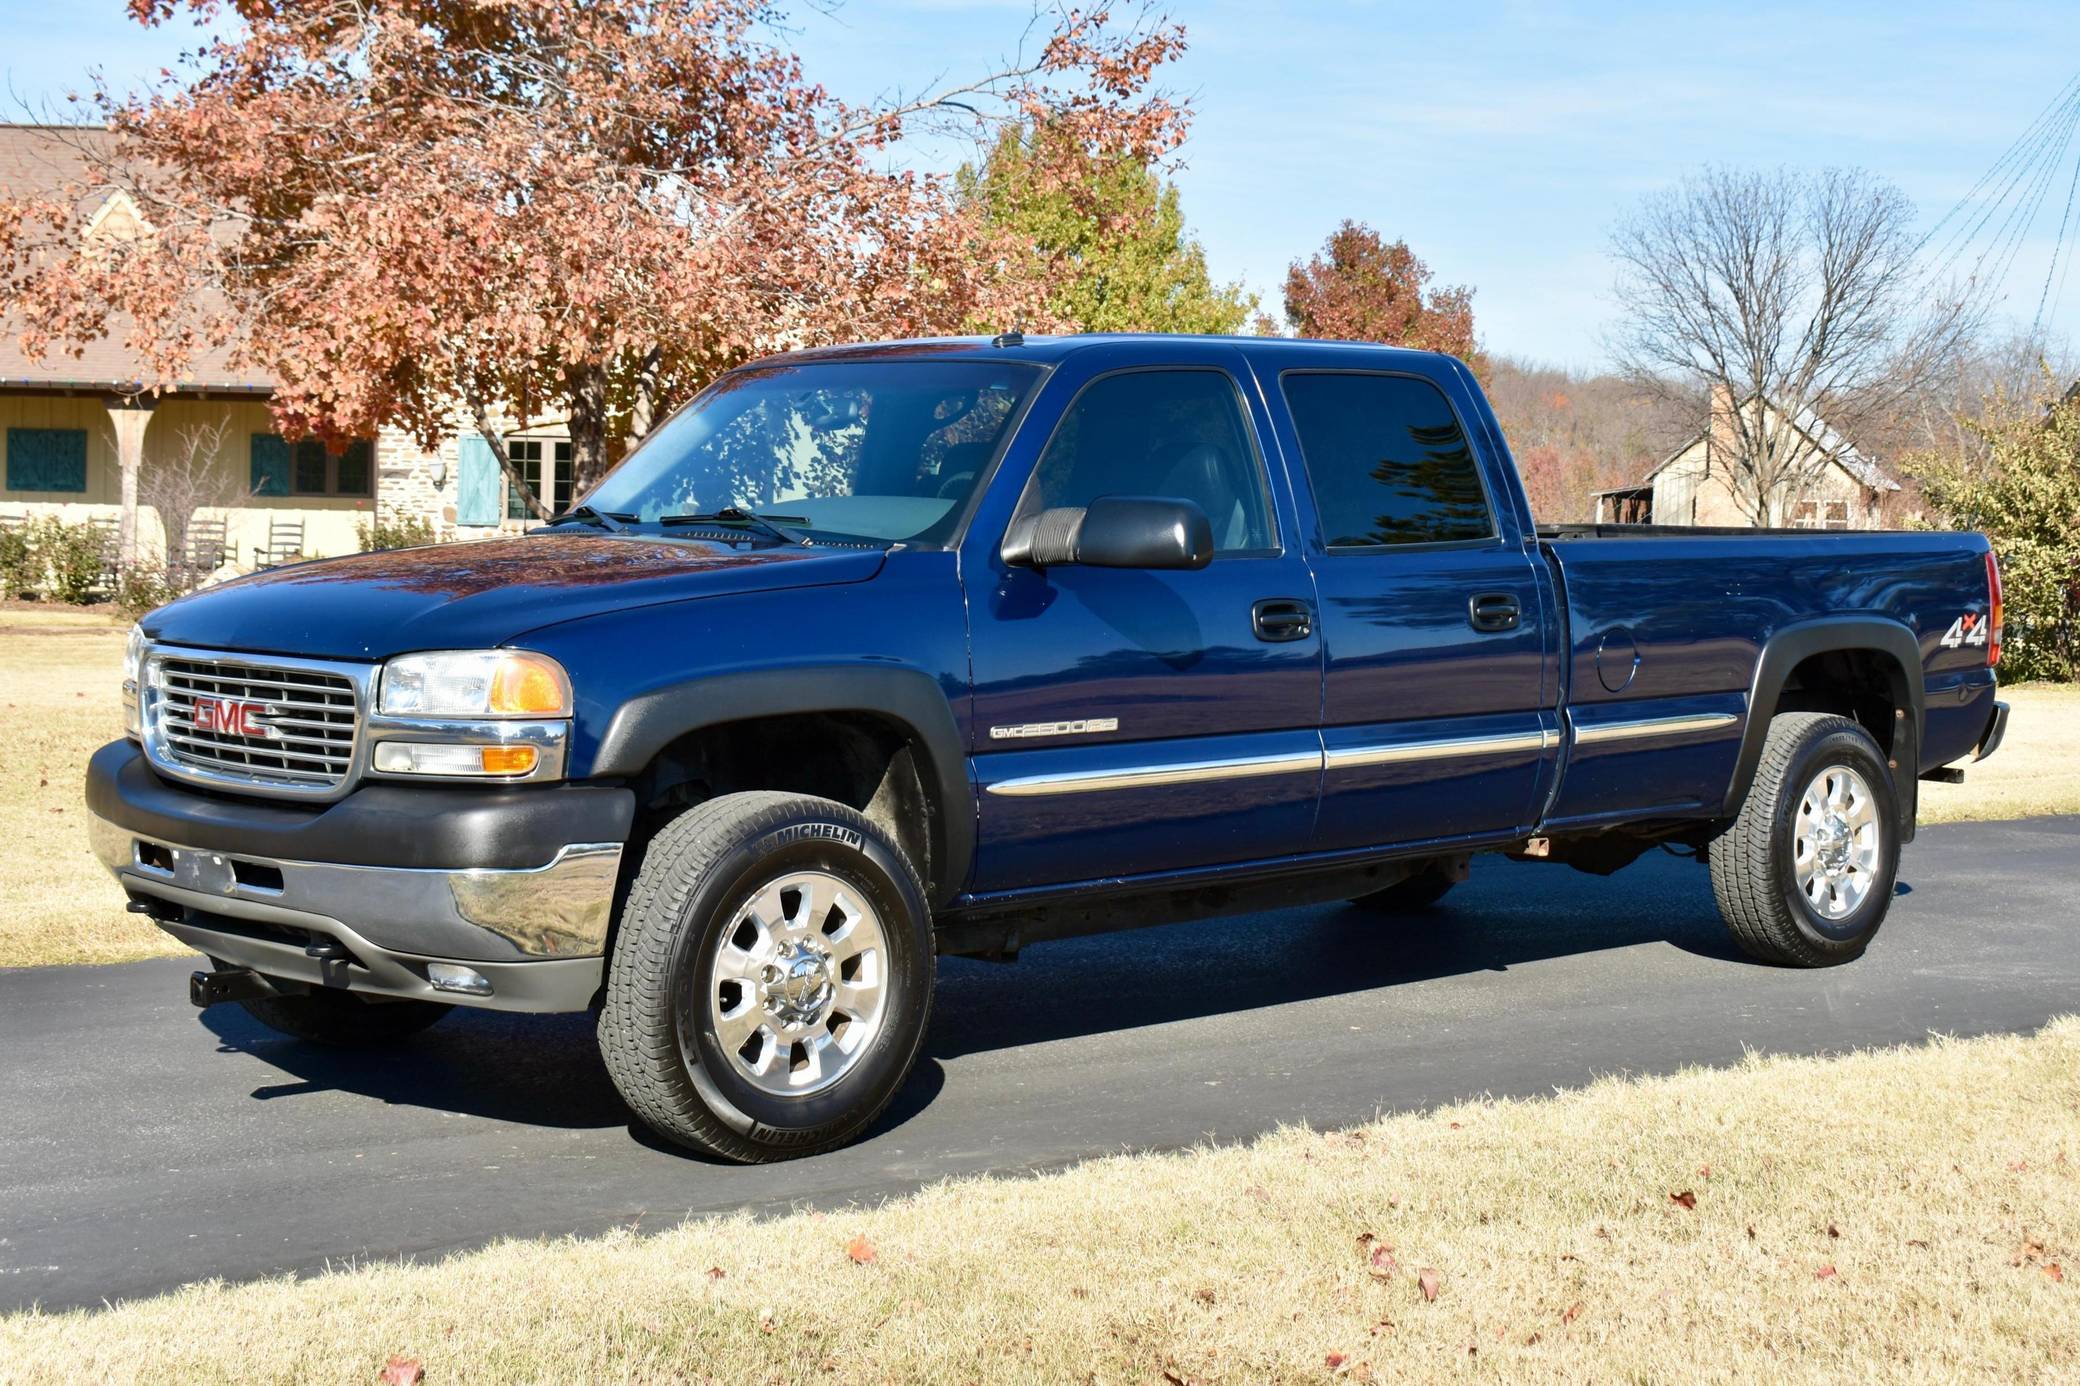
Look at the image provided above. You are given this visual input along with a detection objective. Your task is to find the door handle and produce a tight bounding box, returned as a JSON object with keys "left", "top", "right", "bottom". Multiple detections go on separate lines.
{"left": 1468, "top": 592, "right": 1521, "bottom": 632}
{"left": 1252, "top": 597, "right": 1313, "bottom": 642}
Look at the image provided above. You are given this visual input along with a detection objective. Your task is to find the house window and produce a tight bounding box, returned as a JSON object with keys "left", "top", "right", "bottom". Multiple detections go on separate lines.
{"left": 1791, "top": 499, "right": 1851, "bottom": 530}
{"left": 250, "top": 434, "right": 375, "bottom": 497}
{"left": 5, "top": 427, "right": 88, "bottom": 493}
{"left": 507, "top": 439, "right": 575, "bottom": 520}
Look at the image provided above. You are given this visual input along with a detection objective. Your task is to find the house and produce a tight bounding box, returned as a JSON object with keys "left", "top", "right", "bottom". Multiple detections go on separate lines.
{"left": 0, "top": 123, "right": 567, "bottom": 571}
{"left": 1593, "top": 391, "right": 1901, "bottom": 528}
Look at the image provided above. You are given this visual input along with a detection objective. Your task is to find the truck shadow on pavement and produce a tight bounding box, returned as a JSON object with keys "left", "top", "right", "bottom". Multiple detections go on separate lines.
{"left": 194, "top": 853, "right": 1800, "bottom": 1150}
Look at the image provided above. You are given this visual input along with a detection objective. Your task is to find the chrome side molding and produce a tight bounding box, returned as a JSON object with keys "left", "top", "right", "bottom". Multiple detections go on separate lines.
{"left": 987, "top": 749, "right": 1322, "bottom": 798}
{"left": 986, "top": 726, "right": 1555, "bottom": 798}
{"left": 1571, "top": 711, "right": 1740, "bottom": 746}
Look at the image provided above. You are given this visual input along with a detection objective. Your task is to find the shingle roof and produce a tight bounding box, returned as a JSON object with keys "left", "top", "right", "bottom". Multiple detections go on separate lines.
{"left": 0, "top": 123, "right": 272, "bottom": 394}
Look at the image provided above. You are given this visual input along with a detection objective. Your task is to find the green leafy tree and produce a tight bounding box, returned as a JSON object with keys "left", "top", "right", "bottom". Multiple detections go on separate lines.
{"left": 957, "top": 122, "right": 1254, "bottom": 335}
{"left": 1908, "top": 374, "right": 2080, "bottom": 682}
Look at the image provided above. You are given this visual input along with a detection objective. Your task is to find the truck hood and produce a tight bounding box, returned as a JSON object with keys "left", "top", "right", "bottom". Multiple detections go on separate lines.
{"left": 142, "top": 533, "right": 887, "bottom": 660}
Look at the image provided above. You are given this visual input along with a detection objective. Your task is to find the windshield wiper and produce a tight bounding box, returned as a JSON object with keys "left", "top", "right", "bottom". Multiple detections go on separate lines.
{"left": 543, "top": 504, "right": 639, "bottom": 533}
{"left": 658, "top": 507, "right": 811, "bottom": 546}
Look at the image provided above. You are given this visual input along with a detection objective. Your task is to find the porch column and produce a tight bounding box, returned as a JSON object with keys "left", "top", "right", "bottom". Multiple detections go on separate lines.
{"left": 106, "top": 398, "right": 155, "bottom": 564}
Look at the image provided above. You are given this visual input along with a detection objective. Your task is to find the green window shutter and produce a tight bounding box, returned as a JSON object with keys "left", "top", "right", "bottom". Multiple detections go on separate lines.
{"left": 6, "top": 428, "right": 88, "bottom": 493}
{"left": 250, "top": 434, "right": 290, "bottom": 496}
{"left": 456, "top": 436, "right": 504, "bottom": 526}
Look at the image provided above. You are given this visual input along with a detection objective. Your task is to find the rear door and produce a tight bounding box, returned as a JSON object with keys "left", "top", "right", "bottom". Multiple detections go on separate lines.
{"left": 1266, "top": 362, "right": 1556, "bottom": 852}
{"left": 963, "top": 343, "right": 1324, "bottom": 893}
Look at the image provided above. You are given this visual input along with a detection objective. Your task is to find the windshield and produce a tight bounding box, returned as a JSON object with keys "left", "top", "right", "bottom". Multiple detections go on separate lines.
{"left": 583, "top": 359, "right": 1042, "bottom": 546}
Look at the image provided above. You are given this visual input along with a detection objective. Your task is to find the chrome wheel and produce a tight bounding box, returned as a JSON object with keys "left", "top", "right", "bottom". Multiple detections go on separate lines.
{"left": 1792, "top": 764, "right": 1882, "bottom": 921}
{"left": 707, "top": 870, "right": 889, "bottom": 1097}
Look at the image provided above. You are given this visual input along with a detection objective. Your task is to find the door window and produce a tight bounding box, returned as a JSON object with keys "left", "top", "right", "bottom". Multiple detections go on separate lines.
{"left": 1281, "top": 372, "right": 1494, "bottom": 548}
{"left": 1023, "top": 369, "right": 1275, "bottom": 554}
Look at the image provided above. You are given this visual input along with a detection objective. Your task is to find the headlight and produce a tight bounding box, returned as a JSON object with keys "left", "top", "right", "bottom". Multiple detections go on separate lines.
{"left": 377, "top": 650, "right": 572, "bottom": 719}
{"left": 122, "top": 623, "right": 146, "bottom": 737}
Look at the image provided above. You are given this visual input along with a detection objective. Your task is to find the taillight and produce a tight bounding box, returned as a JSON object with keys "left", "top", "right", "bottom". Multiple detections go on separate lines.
{"left": 1985, "top": 549, "right": 2003, "bottom": 668}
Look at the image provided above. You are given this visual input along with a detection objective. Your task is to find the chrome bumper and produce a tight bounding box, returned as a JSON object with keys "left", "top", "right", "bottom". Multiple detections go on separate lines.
{"left": 89, "top": 810, "right": 619, "bottom": 1013}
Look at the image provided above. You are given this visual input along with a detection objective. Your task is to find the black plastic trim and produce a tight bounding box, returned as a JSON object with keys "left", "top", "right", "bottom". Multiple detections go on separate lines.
{"left": 1724, "top": 617, "right": 1925, "bottom": 841}
{"left": 585, "top": 665, "right": 974, "bottom": 907}
{"left": 87, "top": 738, "right": 635, "bottom": 870}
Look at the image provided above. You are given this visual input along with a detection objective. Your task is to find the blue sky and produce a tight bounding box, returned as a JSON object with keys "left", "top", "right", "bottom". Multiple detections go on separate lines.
{"left": 4, "top": 0, "right": 2077, "bottom": 368}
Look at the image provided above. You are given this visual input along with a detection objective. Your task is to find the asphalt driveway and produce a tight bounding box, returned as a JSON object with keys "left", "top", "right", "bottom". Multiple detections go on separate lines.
{"left": 3, "top": 815, "right": 2076, "bottom": 1312}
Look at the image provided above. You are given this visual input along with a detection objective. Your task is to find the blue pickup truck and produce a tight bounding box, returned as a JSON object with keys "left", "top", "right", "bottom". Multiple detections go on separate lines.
{"left": 88, "top": 334, "right": 2010, "bottom": 1160}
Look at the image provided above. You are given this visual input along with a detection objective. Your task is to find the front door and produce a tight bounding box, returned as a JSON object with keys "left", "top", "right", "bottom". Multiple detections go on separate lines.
{"left": 1268, "top": 364, "right": 1555, "bottom": 853}
{"left": 965, "top": 348, "right": 1324, "bottom": 894}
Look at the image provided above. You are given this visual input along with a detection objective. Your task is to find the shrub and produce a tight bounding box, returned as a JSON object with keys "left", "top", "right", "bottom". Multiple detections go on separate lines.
{"left": 0, "top": 521, "right": 34, "bottom": 598}
{"left": 1909, "top": 376, "right": 2080, "bottom": 683}
{"left": 114, "top": 561, "right": 183, "bottom": 620}
{"left": 356, "top": 510, "right": 440, "bottom": 552}
{"left": 32, "top": 517, "right": 109, "bottom": 605}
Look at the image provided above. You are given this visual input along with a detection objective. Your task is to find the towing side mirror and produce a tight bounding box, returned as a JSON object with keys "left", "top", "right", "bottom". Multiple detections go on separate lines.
{"left": 1002, "top": 495, "right": 1215, "bottom": 571}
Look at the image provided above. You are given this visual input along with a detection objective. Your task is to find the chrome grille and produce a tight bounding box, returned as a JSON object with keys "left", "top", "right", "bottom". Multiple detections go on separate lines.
{"left": 154, "top": 655, "right": 359, "bottom": 790}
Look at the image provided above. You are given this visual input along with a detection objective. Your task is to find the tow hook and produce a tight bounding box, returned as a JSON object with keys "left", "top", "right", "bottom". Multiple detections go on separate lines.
{"left": 189, "top": 967, "right": 271, "bottom": 1009}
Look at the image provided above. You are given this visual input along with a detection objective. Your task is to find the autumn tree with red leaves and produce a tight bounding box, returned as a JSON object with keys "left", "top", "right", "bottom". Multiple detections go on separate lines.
{"left": 1282, "top": 220, "right": 1480, "bottom": 370}
{"left": 0, "top": 1, "right": 1188, "bottom": 515}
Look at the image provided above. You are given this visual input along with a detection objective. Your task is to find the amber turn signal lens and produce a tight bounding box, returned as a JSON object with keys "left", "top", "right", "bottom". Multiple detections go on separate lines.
{"left": 488, "top": 653, "right": 572, "bottom": 716}
{"left": 479, "top": 745, "right": 539, "bottom": 775}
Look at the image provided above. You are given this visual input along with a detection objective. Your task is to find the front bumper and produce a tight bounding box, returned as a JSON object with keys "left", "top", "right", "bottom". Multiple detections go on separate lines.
{"left": 86, "top": 739, "right": 634, "bottom": 1012}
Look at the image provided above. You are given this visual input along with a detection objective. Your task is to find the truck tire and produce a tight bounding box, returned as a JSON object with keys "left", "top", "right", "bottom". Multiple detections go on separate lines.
{"left": 235, "top": 991, "right": 451, "bottom": 1046}
{"left": 598, "top": 791, "right": 935, "bottom": 1162}
{"left": 1709, "top": 712, "right": 1900, "bottom": 967}
{"left": 1349, "top": 865, "right": 1458, "bottom": 913}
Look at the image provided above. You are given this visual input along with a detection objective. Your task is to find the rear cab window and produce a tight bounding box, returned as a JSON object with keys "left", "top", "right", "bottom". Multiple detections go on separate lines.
{"left": 1279, "top": 371, "right": 1497, "bottom": 549}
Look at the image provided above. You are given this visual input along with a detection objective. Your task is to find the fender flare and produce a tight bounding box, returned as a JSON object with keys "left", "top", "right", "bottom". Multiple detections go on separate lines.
{"left": 587, "top": 665, "right": 973, "bottom": 906}
{"left": 1725, "top": 617, "right": 1924, "bottom": 841}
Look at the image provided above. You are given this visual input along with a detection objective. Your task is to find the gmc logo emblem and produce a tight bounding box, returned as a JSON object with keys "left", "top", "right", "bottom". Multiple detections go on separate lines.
{"left": 192, "top": 697, "right": 277, "bottom": 739}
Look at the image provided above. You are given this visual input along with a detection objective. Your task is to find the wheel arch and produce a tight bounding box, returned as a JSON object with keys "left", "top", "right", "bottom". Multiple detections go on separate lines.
{"left": 587, "top": 666, "right": 973, "bottom": 907}
{"left": 1725, "top": 617, "right": 1924, "bottom": 841}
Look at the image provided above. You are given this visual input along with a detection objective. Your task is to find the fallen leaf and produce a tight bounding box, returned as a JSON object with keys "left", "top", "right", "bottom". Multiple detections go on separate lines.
{"left": 845, "top": 1235, "right": 876, "bottom": 1265}
{"left": 1815, "top": 1265, "right": 1837, "bottom": 1281}
{"left": 1670, "top": 1190, "right": 1697, "bottom": 1210}
{"left": 1561, "top": 1302, "right": 1582, "bottom": 1325}
{"left": 378, "top": 1357, "right": 424, "bottom": 1386}
{"left": 2046, "top": 1263, "right": 2065, "bottom": 1284}
{"left": 1417, "top": 1269, "right": 1442, "bottom": 1302}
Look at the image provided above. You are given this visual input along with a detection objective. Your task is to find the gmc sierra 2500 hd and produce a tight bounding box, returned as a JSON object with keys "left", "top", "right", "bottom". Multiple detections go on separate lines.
{"left": 87, "top": 334, "right": 2010, "bottom": 1161}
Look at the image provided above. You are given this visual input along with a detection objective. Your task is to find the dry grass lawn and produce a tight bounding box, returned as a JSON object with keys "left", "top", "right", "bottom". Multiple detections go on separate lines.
{"left": 0, "top": 607, "right": 161, "bottom": 966}
{"left": 1920, "top": 682, "right": 2080, "bottom": 824}
{"left": 4, "top": 1019, "right": 2074, "bottom": 1383}
{"left": 0, "top": 606, "right": 2074, "bottom": 968}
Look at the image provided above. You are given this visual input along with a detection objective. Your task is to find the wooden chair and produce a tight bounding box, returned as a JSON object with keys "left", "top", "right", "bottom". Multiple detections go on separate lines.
{"left": 183, "top": 517, "right": 231, "bottom": 573}
{"left": 88, "top": 515, "right": 121, "bottom": 593}
{"left": 251, "top": 517, "right": 305, "bottom": 569}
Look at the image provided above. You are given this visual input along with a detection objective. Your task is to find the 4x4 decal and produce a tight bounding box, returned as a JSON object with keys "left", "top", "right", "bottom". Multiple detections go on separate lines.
{"left": 1938, "top": 612, "right": 1989, "bottom": 650}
